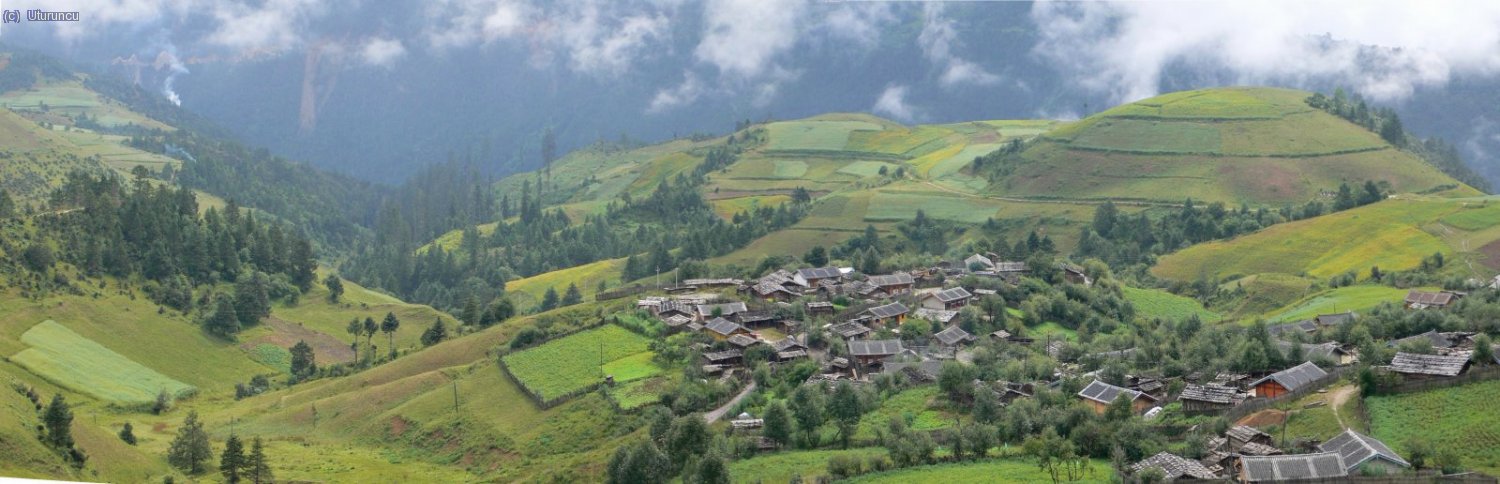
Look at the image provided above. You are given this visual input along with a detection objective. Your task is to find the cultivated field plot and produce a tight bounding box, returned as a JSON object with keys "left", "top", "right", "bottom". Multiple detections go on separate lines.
{"left": 765, "top": 119, "right": 884, "bottom": 151}
{"left": 1153, "top": 198, "right": 1465, "bottom": 281}
{"left": 1266, "top": 285, "right": 1409, "bottom": 322}
{"left": 1105, "top": 88, "right": 1294, "bottom": 119}
{"left": 845, "top": 458, "right": 1110, "bottom": 483}
{"left": 854, "top": 386, "right": 957, "bottom": 440}
{"left": 925, "top": 142, "right": 1001, "bottom": 178}
{"left": 505, "top": 257, "right": 625, "bottom": 304}
{"left": 0, "top": 81, "right": 174, "bottom": 130}
{"left": 835, "top": 160, "right": 898, "bottom": 177}
{"left": 1368, "top": 380, "right": 1500, "bottom": 476}
{"left": 864, "top": 191, "right": 1000, "bottom": 224}
{"left": 609, "top": 375, "right": 671, "bottom": 410}
{"left": 12, "top": 320, "right": 195, "bottom": 404}
{"left": 1440, "top": 202, "right": 1500, "bottom": 231}
{"left": 1068, "top": 118, "right": 1222, "bottom": 154}
{"left": 501, "top": 325, "right": 662, "bottom": 403}
{"left": 846, "top": 125, "right": 953, "bottom": 155}
{"left": 728, "top": 448, "right": 890, "bottom": 483}
{"left": 711, "top": 195, "right": 792, "bottom": 219}
{"left": 1122, "top": 287, "right": 1220, "bottom": 322}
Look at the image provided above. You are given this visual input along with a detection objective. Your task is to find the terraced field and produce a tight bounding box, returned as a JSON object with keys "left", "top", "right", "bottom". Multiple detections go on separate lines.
{"left": 1265, "top": 285, "right": 1409, "bottom": 322}
{"left": 12, "top": 320, "right": 195, "bottom": 404}
{"left": 501, "top": 325, "right": 662, "bottom": 403}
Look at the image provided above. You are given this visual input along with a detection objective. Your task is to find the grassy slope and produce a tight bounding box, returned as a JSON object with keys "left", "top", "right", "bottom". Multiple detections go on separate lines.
{"left": 1368, "top": 380, "right": 1500, "bottom": 476}
{"left": 1122, "top": 286, "right": 1220, "bottom": 322}
{"left": 1155, "top": 196, "right": 1498, "bottom": 281}
{"left": 728, "top": 448, "right": 889, "bottom": 483}
{"left": 1265, "top": 285, "right": 1410, "bottom": 322}
{"left": 846, "top": 457, "right": 1110, "bottom": 483}
{"left": 1002, "top": 87, "right": 1474, "bottom": 206}
{"left": 505, "top": 257, "right": 626, "bottom": 307}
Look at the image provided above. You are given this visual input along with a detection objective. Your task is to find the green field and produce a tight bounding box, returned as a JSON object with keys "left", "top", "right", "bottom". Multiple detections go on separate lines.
{"left": 505, "top": 257, "right": 626, "bottom": 305}
{"left": 1266, "top": 285, "right": 1409, "bottom": 322}
{"left": 864, "top": 191, "right": 999, "bottom": 224}
{"left": 275, "top": 274, "right": 458, "bottom": 352}
{"left": 728, "top": 448, "right": 889, "bottom": 483}
{"left": 12, "top": 320, "right": 195, "bottom": 404}
{"left": 1440, "top": 202, "right": 1500, "bottom": 231}
{"left": 1122, "top": 286, "right": 1220, "bottom": 322}
{"left": 846, "top": 458, "right": 1110, "bottom": 483}
{"left": 711, "top": 195, "right": 793, "bottom": 219}
{"left": 1368, "top": 380, "right": 1500, "bottom": 475}
{"left": 855, "top": 386, "right": 957, "bottom": 440}
{"left": 1276, "top": 384, "right": 1365, "bottom": 444}
{"left": 1154, "top": 198, "right": 1471, "bottom": 281}
{"left": 501, "top": 325, "right": 662, "bottom": 403}
{"left": 765, "top": 119, "right": 885, "bottom": 151}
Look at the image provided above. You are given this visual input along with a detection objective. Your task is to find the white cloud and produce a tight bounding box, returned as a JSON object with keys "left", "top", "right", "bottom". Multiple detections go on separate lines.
{"left": 45, "top": 0, "right": 200, "bottom": 42}
{"left": 920, "top": 4, "right": 1000, "bottom": 88}
{"left": 206, "top": 0, "right": 330, "bottom": 52}
{"left": 424, "top": 0, "right": 535, "bottom": 50}
{"left": 820, "top": 3, "right": 896, "bottom": 49}
{"left": 1030, "top": 0, "right": 1500, "bottom": 103}
{"left": 648, "top": 72, "right": 706, "bottom": 113}
{"left": 361, "top": 38, "right": 407, "bottom": 68}
{"left": 872, "top": 84, "right": 919, "bottom": 122}
{"left": 695, "top": 0, "right": 807, "bottom": 79}
{"left": 556, "top": 3, "right": 671, "bottom": 77}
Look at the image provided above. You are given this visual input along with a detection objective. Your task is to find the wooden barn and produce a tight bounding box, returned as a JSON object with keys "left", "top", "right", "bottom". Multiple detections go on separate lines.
{"left": 1076, "top": 380, "right": 1158, "bottom": 415}
{"left": 1179, "top": 383, "right": 1240, "bottom": 413}
{"left": 1388, "top": 351, "right": 1471, "bottom": 380}
{"left": 1249, "top": 361, "right": 1327, "bottom": 399}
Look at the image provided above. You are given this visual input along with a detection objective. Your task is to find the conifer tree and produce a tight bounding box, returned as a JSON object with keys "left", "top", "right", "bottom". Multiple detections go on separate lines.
{"left": 246, "top": 436, "right": 273, "bottom": 484}
{"left": 167, "top": 411, "right": 212, "bottom": 474}
{"left": 220, "top": 434, "right": 245, "bottom": 483}
{"left": 42, "top": 394, "right": 73, "bottom": 450}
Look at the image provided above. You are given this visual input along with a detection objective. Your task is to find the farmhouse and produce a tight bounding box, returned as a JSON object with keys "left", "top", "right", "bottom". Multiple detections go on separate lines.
{"left": 727, "top": 334, "right": 760, "bottom": 348}
{"left": 1076, "top": 380, "right": 1158, "bottom": 415}
{"left": 1388, "top": 351, "right": 1471, "bottom": 378}
{"left": 933, "top": 325, "right": 975, "bottom": 348}
{"left": 704, "top": 317, "right": 749, "bottom": 340}
{"left": 1267, "top": 320, "right": 1319, "bottom": 338}
{"left": 1388, "top": 329, "right": 1463, "bottom": 351}
{"left": 1249, "top": 361, "right": 1327, "bottom": 398}
{"left": 1060, "top": 263, "right": 1092, "bottom": 286}
{"left": 866, "top": 273, "right": 915, "bottom": 296}
{"left": 1179, "top": 383, "right": 1241, "bottom": 413}
{"left": 695, "top": 302, "right": 748, "bottom": 321}
{"left": 793, "top": 267, "right": 843, "bottom": 288}
{"left": 913, "top": 308, "right": 958, "bottom": 324}
{"left": 1317, "top": 429, "right": 1410, "bottom": 475}
{"left": 1226, "top": 425, "right": 1275, "bottom": 451}
{"left": 771, "top": 336, "right": 807, "bottom": 361}
{"left": 829, "top": 321, "right": 872, "bottom": 339}
{"left": 662, "top": 314, "right": 693, "bottom": 329}
{"left": 1404, "top": 289, "right": 1463, "bottom": 309}
{"left": 921, "top": 287, "right": 973, "bottom": 310}
{"left": 702, "top": 349, "right": 743, "bottom": 366}
{"left": 748, "top": 281, "right": 797, "bottom": 301}
{"left": 1129, "top": 452, "right": 1219, "bottom": 481}
{"left": 1238, "top": 453, "right": 1347, "bottom": 482}
{"left": 655, "top": 300, "right": 694, "bottom": 319}
{"left": 864, "top": 302, "right": 910, "bottom": 326}
{"left": 736, "top": 311, "right": 777, "bottom": 328}
{"left": 848, "top": 339, "right": 904, "bottom": 366}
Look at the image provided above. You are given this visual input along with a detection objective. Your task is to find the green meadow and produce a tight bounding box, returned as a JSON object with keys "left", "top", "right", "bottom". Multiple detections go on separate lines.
{"left": 501, "top": 325, "right": 662, "bottom": 403}
{"left": 12, "top": 320, "right": 195, "bottom": 404}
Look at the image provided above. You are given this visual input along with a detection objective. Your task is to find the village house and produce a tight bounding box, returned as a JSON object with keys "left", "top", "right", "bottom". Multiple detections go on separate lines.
{"left": 655, "top": 299, "right": 694, "bottom": 319}
{"left": 736, "top": 311, "right": 777, "bottom": 329}
{"left": 1404, "top": 289, "right": 1464, "bottom": 309}
{"left": 1060, "top": 263, "right": 1093, "bottom": 286}
{"left": 727, "top": 334, "right": 760, "bottom": 349}
{"left": 683, "top": 278, "right": 743, "bottom": 288}
{"left": 847, "top": 339, "right": 905, "bottom": 367}
{"left": 866, "top": 273, "right": 916, "bottom": 296}
{"left": 1266, "top": 320, "right": 1319, "bottom": 339}
{"left": 1249, "top": 361, "right": 1327, "bottom": 399}
{"left": 1238, "top": 453, "right": 1347, "bottom": 482}
{"left": 702, "top": 349, "right": 743, "bottom": 367}
{"left": 1317, "top": 429, "right": 1410, "bottom": 475}
{"left": 661, "top": 314, "right": 693, "bottom": 330}
{"left": 746, "top": 281, "right": 797, "bottom": 301}
{"left": 1313, "top": 311, "right": 1356, "bottom": 327}
{"left": 829, "top": 321, "right": 873, "bottom": 339}
{"left": 933, "top": 325, "right": 975, "bottom": 349}
{"left": 913, "top": 307, "right": 958, "bottom": 325}
{"left": 704, "top": 317, "right": 750, "bottom": 340}
{"left": 695, "top": 302, "right": 749, "bottom": 322}
{"left": 1179, "top": 383, "right": 1241, "bottom": 413}
{"left": 1388, "top": 351, "right": 1471, "bottom": 379}
{"left": 963, "top": 253, "right": 995, "bottom": 272}
{"left": 1388, "top": 329, "right": 1467, "bottom": 351}
{"left": 864, "top": 302, "right": 910, "bottom": 326}
{"left": 921, "top": 287, "right": 973, "bottom": 310}
{"left": 988, "top": 329, "right": 1034, "bottom": 344}
{"left": 792, "top": 267, "right": 844, "bottom": 288}
{"left": 770, "top": 336, "right": 807, "bottom": 362}
{"left": 806, "top": 301, "right": 834, "bottom": 315}
{"left": 1129, "top": 452, "right": 1220, "bottom": 481}
{"left": 1274, "top": 341, "right": 1356, "bottom": 366}
{"left": 1225, "top": 425, "right": 1275, "bottom": 451}
{"left": 1076, "top": 380, "right": 1158, "bottom": 415}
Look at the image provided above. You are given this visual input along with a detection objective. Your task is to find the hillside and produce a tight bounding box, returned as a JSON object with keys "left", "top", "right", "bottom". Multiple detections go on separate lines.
{"left": 990, "top": 87, "right": 1477, "bottom": 205}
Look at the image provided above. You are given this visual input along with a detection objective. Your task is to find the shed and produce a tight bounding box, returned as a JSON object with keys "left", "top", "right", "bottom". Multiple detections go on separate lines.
{"left": 704, "top": 317, "right": 749, "bottom": 339}
{"left": 1249, "top": 361, "right": 1327, "bottom": 398}
{"left": 1317, "top": 429, "right": 1410, "bottom": 475}
{"left": 829, "top": 321, "right": 872, "bottom": 339}
{"left": 1238, "top": 453, "right": 1347, "bottom": 482}
{"left": 1404, "top": 290, "right": 1462, "bottom": 309}
{"left": 695, "top": 302, "right": 749, "bottom": 321}
{"left": 727, "top": 334, "right": 760, "bottom": 348}
{"left": 1226, "top": 425, "right": 1275, "bottom": 450}
{"left": 1129, "top": 452, "right": 1219, "bottom": 481}
{"left": 702, "top": 349, "right": 743, "bottom": 365}
{"left": 1179, "top": 383, "right": 1239, "bottom": 413}
{"left": 934, "top": 325, "right": 975, "bottom": 347}
{"left": 806, "top": 301, "right": 834, "bottom": 315}
{"left": 1388, "top": 351, "right": 1471, "bottom": 378}
{"left": 1076, "top": 380, "right": 1157, "bottom": 415}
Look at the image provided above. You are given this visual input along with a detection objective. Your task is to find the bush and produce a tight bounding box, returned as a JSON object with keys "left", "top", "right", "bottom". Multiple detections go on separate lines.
{"left": 827, "top": 454, "right": 864, "bottom": 479}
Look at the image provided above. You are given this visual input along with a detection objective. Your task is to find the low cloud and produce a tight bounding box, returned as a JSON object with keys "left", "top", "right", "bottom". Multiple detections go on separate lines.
{"left": 921, "top": 4, "right": 1001, "bottom": 88}
{"left": 361, "top": 38, "right": 406, "bottom": 68}
{"left": 872, "top": 84, "right": 919, "bottom": 122}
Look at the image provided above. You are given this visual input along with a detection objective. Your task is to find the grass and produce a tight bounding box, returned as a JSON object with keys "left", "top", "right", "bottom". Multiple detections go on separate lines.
{"left": 711, "top": 195, "right": 792, "bottom": 219}
{"left": 864, "top": 191, "right": 1000, "bottom": 224}
{"left": 845, "top": 125, "right": 953, "bottom": 155}
{"left": 501, "top": 325, "right": 662, "bottom": 403}
{"left": 248, "top": 343, "right": 292, "bottom": 372}
{"left": 836, "top": 160, "right": 899, "bottom": 177}
{"left": 728, "top": 448, "right": 889, "bottom": 483}
{"left": 1266, "top": 285, "right": 1409, "bottom": 322}
{"left": 845, "top": 457, "right": 1110, "bottom": 483}
{"left": 765, "top": 119, "right": 885, "bottom": 151}
{"left": 505, "top": 257, "right": 626, "bottom": 305}
{"left": 1440, "top": 202, "right": 1500, "bottom": 231}
{"left": 608, "top": 376, "right": 671, "bottom": 410}
{"left": 1154, "top": 198, "right": 1467, "bottom": 281}
{"left": 1368, "top": 379, "right": 1500, "bottom": 476}
{"left": 1276, "top": 384, "right": 1363, "bottom": 444}
{"left": 855, "top": 386, "right": 957, "bottom": 440}
{"left": 276, "top": 274, "right": 458, "bottom": 354}
{"left": 12, "top": 320, "right": 195, "bottom": 404}
{"left": 1122, "top": 286, "right": 1220, "bottom": 322}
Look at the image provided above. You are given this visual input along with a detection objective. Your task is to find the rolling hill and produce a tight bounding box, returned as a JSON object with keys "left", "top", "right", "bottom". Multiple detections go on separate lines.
{"left": 991, "top": 87, "right": 1477, "bottom": 206}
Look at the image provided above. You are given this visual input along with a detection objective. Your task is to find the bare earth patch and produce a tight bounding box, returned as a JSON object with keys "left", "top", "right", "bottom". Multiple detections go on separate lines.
{"left": 241, "top": 317, "right": 355, "bottom": 364}
{"left": 1237, "top": 409, "right": 1288, "bottom": 428}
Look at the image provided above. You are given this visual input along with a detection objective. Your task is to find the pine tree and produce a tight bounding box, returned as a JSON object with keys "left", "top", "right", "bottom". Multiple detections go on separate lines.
{"left": 421, "top": 317, "right": 448, "bottom": 347}
{"left": 461, "top": 296, "right": 481, "bottom": 326}
{"left": 289, "top": 238, "right": 316, "bottom": 291}
{"left": 153, "top": 389, "right": 172, "bottom": 415}
{"left": 119, "top": 422, "right": 137, "bottom": 445}
{"left": 380, "top": 312, "right": 401, "bottom": 359}
{"left": 562, "top": 283, "right": 583, "bottom": 306}
{"left": 42, "top": 394, "right": 73, "bottom": 450}
{"left": 220, "top": 434, "right": 245, "bottom": 483}
{"left": 539, "top": 287, "right": 560, "bottom": 312}
{"left": 246, "top": 436, "right": 273, "bottom": 484}
{"left": 206, "top": 295, "right": 241, "bottom": 338}
{"left": 167, "top": 411, "right": 213, "bottom": 474}
{"left": 346, "top": 318, "right": 363, "bottom": 362}
{"left": 762, "top": 400, "right": 791, "bottom": 448}
{"left": 362, "top": 317, "right": 378, "bottom": 356}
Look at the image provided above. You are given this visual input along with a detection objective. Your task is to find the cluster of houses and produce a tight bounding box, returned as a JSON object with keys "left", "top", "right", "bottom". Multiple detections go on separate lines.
{"left": 1130, "top": 426, "right": 1412, "bottom": 481}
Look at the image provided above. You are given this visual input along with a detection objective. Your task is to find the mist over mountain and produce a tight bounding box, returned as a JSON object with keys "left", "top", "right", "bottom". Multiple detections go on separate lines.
{"left": 5, "top": 0, "right": 1498, "bottom": 185}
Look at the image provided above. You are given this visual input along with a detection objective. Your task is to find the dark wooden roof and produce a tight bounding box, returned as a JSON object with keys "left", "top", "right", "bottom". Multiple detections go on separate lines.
{"left": 1227, "top": 425, "right": 1272, "bottom": 443}
{"left": 865, "top": 302, "right": 910, "bottom": 319}
{"left": 1129, "top": 452, "right": 1219, "bottom": 481}
{"left": 727, "top": 334, "right": 759, "bottom": 347}
{"left": 848, "top": 339, "right": 904, "bottom": 357}
{"left": 705, "top": 317, "right": 746, "bottom": 336}
{"left": 1268, "top": 320, "right": 1319, "bottom": 337}
{"left": 1313, "top": 312, "right": 1356, "bottom": 326}
{"left": 1388, "top": 330, "right": 1456, "bottom": 349}
{"left": 696, "top": 302, "right": 748, "bottom": 317}
{"left": 867, "top": 273, "right": 914, "bottom": 287}
{"left": 934, "top": 325, "right": 974, "bottom": 346}
{"left": 702, "top": 349, "right": 743, "bottom": 362}
{"left": 1239, "top": 453, "right": 1347, "bottom": 482}
{"left": 927, "top": 287, "right": 973, "bottom": 303}
{"left": 1389, "top": 351, "right": 1470, "bottom": 377}
{"left": 829, "top": 321, "right": 872, "bottom": 338}
{"left": 797, "top": 267, "right": 842, "bottom": 280}
{"left": 1250, "top": 361, "right": 1327, "bottom": 392}
{"left": 751, "top": 281, "right": 794, "bottom": 296}
{"left": 1180, "top": 383, "right": 1238, "bottom": 404}
{"left": 1077, "top": 380, "right": 1155, "bottom": 404}
{"left": 771, "top": 336, "right": 805, "bottom": 352}
{"left": 1405, "top": 290, "right": 1459, "bottom": 307}
{"left": 1318, "top": 429, "right": 1410, "bottom": 471}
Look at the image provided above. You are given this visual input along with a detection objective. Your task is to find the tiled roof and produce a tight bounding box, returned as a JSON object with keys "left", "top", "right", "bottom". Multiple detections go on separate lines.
{"left": 727, "top": 334, "right": 759, "bottom": 347}
{"left": 1389, "top": 351, "right": 1470, "bottom": 377}
{"left": 934, "top": 325, "right": 974, "bottom": 346}
{"left": 1077, "top": 380, "right": 1153, "bottom": 405}
{"left": 696, "top": 302, "right": 748, "bottom": 317}
{"left": 848, "top": 339, "right": 904, "bottom": 357}
{"left": 705, "top": 317, "right": 746, "bottom": 336}
{"left": 913, "top": 308, "right": 958, "bottom": 323}
{"left": 866, "top": 302, "right": 910, "bottom": 319}
{"left": 702, "top": 349, "right": 743, "bottom": 362}
{"left": 928, "top": 287, "right": 972, "bottom": 303}
{"left": 1250, "top": 361, "right": 1327, "bottom": 392}
{"left": 1318, "top": 429, "right": 1410, "bottom": 472}
{"left": 1405, "top": 290, "right": 1458, "bottom": 307}
{"left": 867, "top": 273, "right": 914, "bottom": 287}
{"left": 796, "top": 267, "right": 842, "bottom": 280}
{"left": 1129, "top": 452, "right": 1219, "bottom": 480}
{"left": 829, "top": 321, "right": 872, "bottom": 338}
{"left": 1239, "top": 453, "right": 1347, "bottom": 482}
{"left": 1180, "top": 383, "right": 1238, "bottom": 404}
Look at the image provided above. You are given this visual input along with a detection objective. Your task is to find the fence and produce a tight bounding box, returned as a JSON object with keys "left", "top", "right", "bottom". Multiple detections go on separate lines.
{"left": 1376, "top": 365, "right": 1500, "bottom": 395}
{"left": 1216, "top": 366, "right": 1353, "bottom": 423}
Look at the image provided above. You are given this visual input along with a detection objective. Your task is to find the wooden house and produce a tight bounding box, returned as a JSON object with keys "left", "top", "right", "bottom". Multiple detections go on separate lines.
{"left": 1226, "top": 425, "right": 1275, "bottom": 451}
{"left": 1179, "top": 383, "right": 1240, "bottom": 413}
{"left": 792, "top": 267, "right": 843, "bottom": 288}
{"left": 913, "top": 308, "right": 959, "bottom": 325}
{"left": 1404, "top": 289, "right": 1463, "bottom": 309}
{"left": 847, "top": 339, "right": 904, "bottom": 366}
{"left": 1313, "top": 311, "right": 1356, "bottom": 327}
{"left": 1388, "top": 351, "right": 1471, "bottom": 379}
{"left": 866, "top": 273, "right": 915, "bottom": 296}
{"left": 829, "top": 321, "right": 872, "bottom": 339}
{"left": 703, "top": 317, "right": 749, "bottom": 340}
{"left": 695, "top": 302, "right": 748, "bottom": 322}
{"left": 702, "top": 349, "right": 743, "bottom": 367}
{"left": 1275, "top": 341, "right": 1356, "bottom": 366}
{"left": 1249, "top": 361, "right": 1327, "bottom": 398}
{"left": 1129, "top": 452, "right": 1220, "bottom": 481}
{"left": 736, "top": 311, "right": 777, "bottom": 329}
{"left": 1387, "top": 329, "right": 1462, "bottom": 351}
{"left": 806, "top": 301, "right": 834, "bottom": 315}
{"left": 1060, "top": 263, "right": 1092, "bottom": 286}
{"left": 748, "top": 281, "right": 797, "bottom": 301}
{"left": 1076, "top": 380, "right": 1158, "bottom": 415}
{"left": 1267, "top": 320, "right": 1319, "bottom": 339}
{"left": 1237, "top": 453, "right": 1347, "bottom": 483}
{"left": 921, "top": 287, "right": 972, "bottom": 310}
{"left": 934, "top": 325, "right": 975, "bottom": 348}
{"left": 771, "top": 336, "right": 807, "bottom": 362}
{"left": 727, "top": 334, "right": 760, "bottom": 349}
{"left": 864, "top": 302, "right": 910, "bottom": 326}
{"left": 1317, "top": 429, "right": 1410, "bottom": 475}
{"left": 655, "top": 300, "right": 694, "bottom": 319}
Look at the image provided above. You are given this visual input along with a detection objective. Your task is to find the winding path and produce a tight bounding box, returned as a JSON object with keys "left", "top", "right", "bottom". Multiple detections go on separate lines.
{"left": 704, "top": 382, "right": 756, "bottom": 423}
